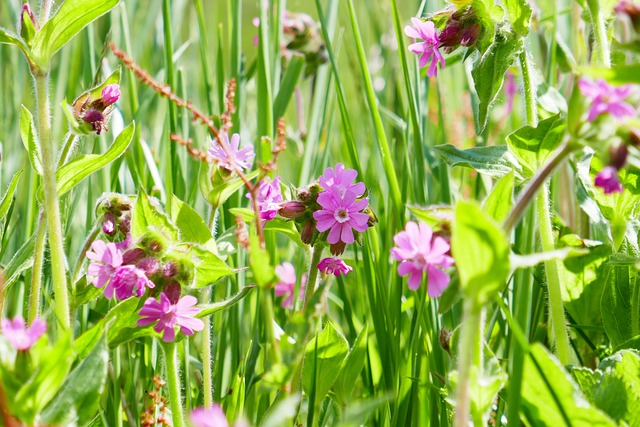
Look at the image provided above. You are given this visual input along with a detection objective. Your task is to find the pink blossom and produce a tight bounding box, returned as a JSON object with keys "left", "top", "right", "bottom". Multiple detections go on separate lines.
{"left": 209, "top": 133, "right": 255, "bottom": 171}
{"left": 190, "top": 404, "right": 229, "bottom": 427}
{"left": 1, "top": 316, "right": 46, "bottom": 351}
{"left": 247, "top": 176, "right": 283, "bottom": 220}
{"left": 137, "top": 293, "right": 204, "bottom": 342}
{"left": 87, "top": 240, "right": 123, "bottom": 289}
{"left": 275, "top": 262, "right": 305, "bottom": 309}
{"left": 318, "top": 257, "right": 353, "bottom": 277}
{"left": 578, "top": 78, "right": 637, "bottom": 122}
{"left": 595, "top": 166, "right": 624, "bottom": 194}
{"left": 391, "top": 221, "right": 454, "bottom": 297}
{"left": 108, "top": 265, "right": 155, "bottom": 300}
{"left": 318, "top": 163, "right": 365, "bottom": 197}
{"left": 101, "top": 84, "right": 120, "bottom": 106}
{"left": 405, "top": 18, "right": 445, "bottom": 78}
{"left": 313, "top": 189, "right": 369, "bottom": 245}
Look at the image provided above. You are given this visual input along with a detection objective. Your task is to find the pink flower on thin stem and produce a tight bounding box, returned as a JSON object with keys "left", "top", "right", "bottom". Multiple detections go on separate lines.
{"left": 87, "top": 240, "right": 123, "bottom": 289}
{"left": 274, "top": 262, "right": 305, "bottom": 309}
{"left": 190, "top": 404, "right": 229, "bottom": 427}
{"left": 137, "top": 293, "right": 204, "bottom": 342}
{"left": 313, "top": 188, "right": 369, "bottom": 245}
{"left": 209, "top": 133, "right": 255, "bottom": 171}
{"left": 578, "top": 78, "right": 637, "bottom": 122}
{"left": 247, "top": 176, "right": 283, "bottom": 220}
{"left": 391, "top": 221, "right": 454, "bottom": 297}
{"left": 1, "top": 316, "right": 47, "bottom": 351}
{"left": 405, "top": 18, "right": 445, "bottom": 78}
{"left": 318, "top": 163, "right": 366, "bottom": 197}
{"left": 109, "top": 265, "right": 155, "bottom": 300}
{"left": 318, "top": 257, "right": 353, "bottom": 277}
{"left": 595, "top": 166, "right": 624, "bottom": 194}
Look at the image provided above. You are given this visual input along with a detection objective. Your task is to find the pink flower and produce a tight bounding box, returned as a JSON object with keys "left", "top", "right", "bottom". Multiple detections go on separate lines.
{"left": 137, "top": 293, "right": 204, "bottom": 342}
{"left": 391, "top": 221, "right": 454, "bottom": 297}
{"left": 318, "top": 163, "right": 366, "bottom": 197}
{"left": 247, "top": 176, "right": 283, "bottom": 220}
{"left": 404, "top": 18, "right": 445, "bottom": 78}
{"left": 190, "top": 404, "right": 229, "bottom": 427}
{"left": 209, "top": 133, "right": 255, "bottom": 171}
{"left": 1, "top": 316, "right": 46, "bottom": 351}
{"left": 578, "top": 78, "right": 637, "bottom": 122}
{"left": 595, "top": 166, "right": 624, "bottom": 194}
{"left": 504, "top": 71, "right": 517, "bottom": 115}
{"left": 101, "top": 84, "right": 120, "bottom": 106}
{"left": 275, "top": 262, "right": 305, "bottom": 309}
{"left": 108, "top": 265, "right": 155, "bottom": 300}
{"left": 87, "top": 240, "right": 123, "bottom": 289}
{"left": 313, "top": 189, "right": 369, "bottom": 245}
{"left": 318, "top": 257, "right": 353, "bottom": 277}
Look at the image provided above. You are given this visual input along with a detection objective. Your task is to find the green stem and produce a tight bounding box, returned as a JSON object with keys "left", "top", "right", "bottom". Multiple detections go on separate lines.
{"left": 536, "top": 186, "right": 572, "bottom": 365}
{"left": 200, "top": 286, "right": 213, "bottom": 407}
{"left": 519, "top": 52, "right": 538, "bottom": 127}
{"left": 453, "top": 300, "right": 483, "bottom": 427}
{"left": 302, "top": 245, "right": 324, "bottom": 311}
{"left": 163, "top": 341, "right": 186, "bottom": 427}
{"left": 28, "top": 211, "right": 46, "bottom": 323}
{"left": 35, "top": 74, "right": 70, "bottom": 329}
{"left": 586, "top": 0, "right": 611, "bottom": 67}
{"left": 57, "top": 132, "right": 78, "bottom": 167}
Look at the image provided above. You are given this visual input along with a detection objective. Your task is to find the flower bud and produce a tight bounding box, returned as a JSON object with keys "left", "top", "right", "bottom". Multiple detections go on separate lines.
{"left": 119, "top": 215, "right": 131, "bottom": 235}
{"left": 139, "top": 230, "right": 169, "bottom": 254}
{"left": 439, "top": 328, "right": 452, "bottom": 354}
{"left": 122, "top": 248, "right": 146, "bottom": 265}
{"left": 162, "top": 261, "right": 178, "bottom": 278}
{"left": 82, "top": 109, "right": 106, "bottom": 135}
{"left": 615, "top": 0, "right": 640, "bottom": 34}
{"left": 102, "top": 212, "right": 116, "bottom": 235}
{"left": 300, "top": 219, "right": 316, "bottom": 245}
{"left": 20, "top": 3, "right": 38, "bottom": 46}
{"left": 278, "top": 201, "right": 306, "bottom": 219}
{"left": 163, "top": 280, "right": 182, "bottom": 304}
{"left": 138, "top": 257, "right": 161, "bottom": 278}
{"left": 101, "top": 84, "right": 120, "bottom": 106}
{"left": 609, "top": 143, "right": 628, "bottom": 170}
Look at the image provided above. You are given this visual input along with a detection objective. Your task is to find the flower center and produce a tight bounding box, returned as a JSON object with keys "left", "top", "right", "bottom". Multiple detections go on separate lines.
{"left": 334, "top": 208, "right": 350, "bottom": 223}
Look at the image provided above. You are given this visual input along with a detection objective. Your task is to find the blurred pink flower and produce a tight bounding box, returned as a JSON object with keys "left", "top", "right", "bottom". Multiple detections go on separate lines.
{"left": 137, "top": 293, "right": 204, "bottom": 342}
{"left": 190, "top": 404, "right": 229, "bottom": 427}
{"left": 87, "top": 240, "right": 123, "bottom": 289}
{"left": 209, "top": 133, "right": 255, "bottom": 171}
{"left": 504, "top": 71, "right": 517, "bottom": 115}
{"left": 1, "top": 316, "right": 46, "bottom": 351}
{"left": 101, "top": 84, "right": 120, "bottom": 106}
{"left": 578, "top": 78, "right": 637, "bottom": 122}
{"left": 275, "top": 262, "right": 305, "bottom": 309}
{"left": 109, "top": 265, "right": 155, "bottom": 300}
{"left": 595, "top": 166, "right": 624, "bottom": 194}
{"left": 313, "top": 188, "right": 369, "bottom": 244}
{"left": 318, "top": 163, "right": 365, "bottom": 197}
{"left": 318, "top": 257, "right": 353, "bottom": 277}
{"left": 248, "top": 176, "right": 283, "bottom": 220}
{"left": 391, "top": 221, "right": 454, "bottom": 296}
{"left": 405, "top": 18, "right": 445, "bottom": 77}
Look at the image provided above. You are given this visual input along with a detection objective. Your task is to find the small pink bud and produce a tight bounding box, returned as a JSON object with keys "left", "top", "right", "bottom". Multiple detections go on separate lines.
{"left": 102, "top": 212, "right": 116, "bottom": 235}
{"left": 163, "top": 281, "right": 182, "bottom": 304}
{"left": 101, "top": 84, "right": 120, "bottom": 106}
{"left": 122, "top": 248, "right": 146, "bottom": 265}
{"left": 300, "top": 220, "right": 316, "bottom": 245}
{"left": 278, "top": 201, "right": 306, "bottom": 219}
{"left": 138, "top": 257, "right": 161, "bottom": 277}
{"left": 162, "top": 261, "right": 178, "bottom": 278}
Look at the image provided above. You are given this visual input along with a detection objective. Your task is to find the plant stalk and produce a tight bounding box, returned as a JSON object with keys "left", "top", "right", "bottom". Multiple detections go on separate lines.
{"left": 28, "top": 211, "right": 47, "bottom": 323}
{"left": 163, "top": 341, "right": 186, "bottom": 427}
{"left": 200, "top": 286, "right": 213, "bottom": 407}
{"left": 302, "top": 244, "right": 324, "bottom": 311}
{"left": 586, "top": 0, "right": 611, "bottom": 67}
{"left": 519, "top": 52, "right": 538, "bottom": 127}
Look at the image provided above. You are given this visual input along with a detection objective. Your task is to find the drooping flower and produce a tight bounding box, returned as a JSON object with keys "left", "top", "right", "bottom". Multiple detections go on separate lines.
{"left": 190, "top": 404, "right": 229, "bottom": 427}
{"left": 318, "top": 163, "right": 366, "bottom": 197}
{"left": 578, "top": 78, "right": 637, "bottom": 122}
{"left": 391, "top": 221, "right": 454, "bottom": 297}
{"left": 404, "top": 18, "right": 445, "bottom": 78}
{"left": 313, "top": 188, "right": 370, "bottom": 245}
{"left": 595, "top": 166, "right": 624, "bottom": 194}
{"left": 248, "top": 176, "right": 283, "bottom": 220}
{"left": 1, "top": 316, "right": 46, "bottom": 351}
{"left": 101, "top": 84, "right": 120, "bottom": 106}
{"left": 137, "top": 293, "right": 204, "bottom": 342}
{"left": 87, "top": 240, "right": 123, "bottom": 289}
{"left": 318, "top": 257, "right": 353, "bottom": 277}
{"left": 108, "top": 265, "right": 155, "bottom": 300}
{"left": 209, "top": 133, "right": 255, "bottom": 171}
{"left": 275, "top": 262, "right": 305, "bottom": 309}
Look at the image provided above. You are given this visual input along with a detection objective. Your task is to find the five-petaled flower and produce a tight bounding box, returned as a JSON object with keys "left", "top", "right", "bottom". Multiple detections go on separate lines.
{"left": 248, "top": 176, "right": 283, "bottom": 220}
{"left": 1, "top": 316, "right": 47, "bottom": 351}
{"left": 578, "top": 78, "right": 637, "bottom": 122}
{"left": 209, "top": 133, "right": 255, "bottom": 171}
{"left": 405, "top": 18, "right": 445, "bottom": 78}
{"left": 391, "top": 221, "right": 454, "bottom": 297}
{"left": 87, "top": 240, "right": 123, "bottom": 289}
{"left": 318, "top": 163, "right": 365, "bottom": 197}
{"left": 595, "top": 166, "right": 624, "bottom": 194}
{"left": 313, "top": 188, "right": 369, "bottom": 245}
{"left": 137, "top": 293, "right": 204, "bottom": 342}
{"left": 318, "top": 257, "right": 353, "bottom": 277}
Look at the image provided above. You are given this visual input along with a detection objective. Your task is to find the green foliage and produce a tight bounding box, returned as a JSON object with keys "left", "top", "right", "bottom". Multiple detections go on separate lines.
{"left": 435, "top": 144, "right": 524, "bottom": 180}
{"left": 333, "top": 324, "right": 368, "bottom": 405}
{"left": 19, "top": 106, "right": 42, "bottom": 175}
{"left": 483, "top": 171, "right": 514, "bottom": 222}
{"left": 0, "top": 171, "right": 22, "bottom": 223}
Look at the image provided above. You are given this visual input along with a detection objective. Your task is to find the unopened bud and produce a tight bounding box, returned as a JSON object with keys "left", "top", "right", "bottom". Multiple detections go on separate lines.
{"left": 610, "top": 143, "right": 629, "bottom": 170}
{"left": 139, "top": 230, "right": 169, "bottom": 254}
{"left": 162, "top": 261, "right": 178, "bottom": 278}
{"left": 101, "top": 84, "right": 120, "bottom": 106}
{"left": 102, "top": 212, "right": 116, "bottom": 235}
{"left": 119, "top": 215, "right": 131, "bottom": 234}
{"left": 278, "top": 201, "right": 306, "bottom": 219}
{"left": 164, "top": 281, "right": 182, "bottom": 304}
{"left": 20, "top": 3, "right": 38, "bottom": 45}
{"left": 300, "top": 219, "right": 316, "bottom": 245}
{"left": 122, "top": 248, "right": 146, "bottom": 265}
{"left": 439, "top": 328, "right": 452, "bottom": 354}
{"left": 138, "top": 257, "right": 161, "bottom": 277}
{"left": 629, "top": 128, "right": 640, "bottom": 148}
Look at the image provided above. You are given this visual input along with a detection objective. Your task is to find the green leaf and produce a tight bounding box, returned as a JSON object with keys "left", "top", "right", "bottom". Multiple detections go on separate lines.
{"left": 472, "top": 31, "right": 524, "bottom": 132}
{"left": 511, "top": 247, "right": 587, "bottom": 270}
{"left": 31, "top": 0, "right": 119, "bottom": 66}
{"left": 41, "top": 335, "right": 109, "bottom": 426}
{"left": 601, "top": 260, "right": 638, "bottom": 348}
{"left": 0, "top": 171, "right": 22, "bottom": 222}
{"left": 20, "top": 106, "right": 42, "bottom": 175}
{"left": 483, "top": 171, "right": 514, "bottom": 223}
{"left": 56, "top": 122, "right": 135, "bottom": 196}
{"left": 1, "top": 232, "right": 36, "bottom": 293}
{"left": 249, "top": 231, "right": 276, "bottom": 288}
{"left": 506, "top": 114, "right": 566, "bottom": 178}
{"left": 191, "top": 244, "right": 235, "bottom": 288}
{"left": 302, "top": 320, "right": 349, "bottom": 409}
{"left": 503, "top": 0, "right": 532, "bottom": 37}
{"left": 261, "top": 395, "right": 301, "bottom": 427}
{"left": 274, "top": 55, "right": 305, "bottom": 120}
{"left": 521, "top": 344, "right": 616, "bottom": 427}
{"left": 170, "top": 195, "right": 212, "bottom": 244}
{"left": 582, "top": 64, "right": 640, "bottom": 85}
{"left": 131, "top": 189, "right": 179, "bottom": 241}
{"left": 333, "top": 324, "right": 368, "bottom": 405}
{"left": 201, "top": 168, "right": 260, "bottom": 209}
{"left": 452, "top": 200, "right": 510, "bottom": 305}
{"left": 196, "top": 286, "right": 254, "bottom": 317}
{"left": 434, "top": 144, "right": 524, "bottom": 181}
{"left": 0, "top": 28, "right": 23, "bottom": 46}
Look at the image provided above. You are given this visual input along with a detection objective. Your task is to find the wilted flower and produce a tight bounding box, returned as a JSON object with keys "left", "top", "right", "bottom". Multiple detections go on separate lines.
{"left": 209, "top": 133, "right": 255, "bottom": 171}
{"left": 1, "top": 316, "right": 46, "bottom": 351}
{"left": 404, "top": 18, "right": 445, "bottom": 77}
{"left": 313, "top": 188, "right": 369, "bottom": 245}
{"left": 595, "top": 166, "right": 624, "bottom": 194}
{"left": 248, "top": 176, "right": 283, "bottom": 220}
{"left": 318, "top": 163, "right": 365, "bottom": 197}
{"left": 318, "top": 257, "right": 353, "bottom": 277}
{"left": 190, "top": 404, "right": 229, "bottom": 427}
{"left": 578, "top": 78, "right": 637, "bottom": 122}
{"left": 137, "top": 293, "right": 204, "bottom": 342}
{"left": 87, "top": 240, "right": 123, "bottom": 289}
{"left": 391, "top": 221, "right": 454, "bottom": 297}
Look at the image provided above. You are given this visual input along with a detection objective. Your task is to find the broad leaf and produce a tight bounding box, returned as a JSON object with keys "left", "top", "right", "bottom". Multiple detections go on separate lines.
{"left": 503, "top": 0, "right": 532, "bottom": 37}
{"left": 434, "top": 144, "right": 524, "bottom": 181}
{"left": 131, "top": 189, "right": 179, "bottom": 241}
{"left": 483, "top": 171, "right": 514, "bottom": 222}
{"left": 191, "top": 245, "right": 235, "bottom": 288}
{"left": 601, "top": 254, "right": 638, "bottom": 348}
{"left": 333, "top": 324, "right": 368, "bottom": 405}
{"left": 170, "top": 195, "right": 212, "bottom": 244}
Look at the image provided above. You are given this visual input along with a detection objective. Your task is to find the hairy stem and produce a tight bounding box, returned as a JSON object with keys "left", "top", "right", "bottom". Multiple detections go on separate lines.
{"left": 35, "top": 74, "right": 70, "bottom": 329}
{"left": 519, "top": 52, "right": 538, "bottom": 127}
{"left": 302, "top": 244, "right": 324, "bottom": 311}
{"left": 586, "top": 0, "right": 611, "bottom": 67}
{"left": 28, "top": 211, "right": 47, "bottom": 322}
{"left": 163, "top": 341, "right": 186, "bottom": 427}
{"left": 57, "top": 132, "right": 79, "bottom": 167}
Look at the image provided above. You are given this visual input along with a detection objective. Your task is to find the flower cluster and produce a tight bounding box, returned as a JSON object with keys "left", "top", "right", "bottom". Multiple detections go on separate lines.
{"left": 69, "top": 82, "right": 121, "bottom": 135}
{"left": 391, "top": 221, "right": 454, "bottom": 297}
